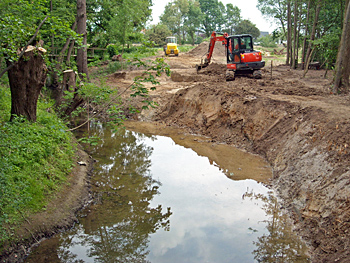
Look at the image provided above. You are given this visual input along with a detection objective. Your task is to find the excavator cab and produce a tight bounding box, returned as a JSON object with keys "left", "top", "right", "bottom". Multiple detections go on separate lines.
{"left": 226, "top": 35, "right": 264, "bottom": 79}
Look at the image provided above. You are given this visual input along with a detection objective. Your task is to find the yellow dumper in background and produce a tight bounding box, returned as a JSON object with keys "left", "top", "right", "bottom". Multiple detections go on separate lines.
{"left": 164, "top": 36, "right": 179, "bottom": 56}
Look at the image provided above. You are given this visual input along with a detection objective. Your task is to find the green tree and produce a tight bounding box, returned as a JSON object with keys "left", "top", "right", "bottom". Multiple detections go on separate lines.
{"left": 224, "top": 4, "right": 242, "bottom": 35}
{"left": 160, "top": 0, "right": 190, "bottom": 44}
{"left": 234, "top": 20, "right": 261, "bottom": 39}
{"left": 198, "top": 0, "right": 225, "bottom": 37}
{"left": 185, "top": 0, "right": 203, "bottom": 45}
{"left": 257, "top": 0, "right": 346, "bottom": 73}
{"left": 107, "top": 0, "right": 152, "bottom": 49}
{"left": 145, "top": 24, "right": 172, "bottom": 46}
{"left": 257, "top": 0, "right": 287, "bottom": 34}
{"left": 0, "top": 0, "right": 78, "bottom": 121}
{"left": 258, "top": 35, "right": 277, "bottom": 47}
{"left": 87, "top": 0, "right": 152, "bottom": 48}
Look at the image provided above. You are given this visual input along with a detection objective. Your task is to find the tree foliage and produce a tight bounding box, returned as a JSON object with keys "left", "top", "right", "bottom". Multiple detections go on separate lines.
{"left": 234, "top": 20, "right": 261, "bottom": 39}
{"left": 198, "top": 0, "right": 225, "bottom": 37}
{"left": 160, "top": 0, "right": 191, "bottom": 44}
{"left": 0, "top": 0, "right": 77, "bottom": 72}
{"left": 185, "top": 0, "right": 203, "bottom": 45}
{"left": 224, "top": 4, "right": 242, "bottom": 35}
{"left": 87, "top": 0, "right": 152, "bottom": 47}
{"left": 145, "top": 24, "right": 172, "bottom": 46}
{"left": 157, "top": 0, "right": 243, "bottom": 41}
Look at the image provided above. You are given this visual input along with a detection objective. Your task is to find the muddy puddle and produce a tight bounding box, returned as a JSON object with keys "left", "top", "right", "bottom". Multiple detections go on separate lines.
{"left": 26, "top": 121, "right": 309, "bottom": 263}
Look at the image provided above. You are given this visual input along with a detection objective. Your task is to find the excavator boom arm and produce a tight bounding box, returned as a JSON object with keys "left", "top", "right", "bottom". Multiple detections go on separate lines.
{"left": 205, "top": 32, "right": 229, "bottom": 64}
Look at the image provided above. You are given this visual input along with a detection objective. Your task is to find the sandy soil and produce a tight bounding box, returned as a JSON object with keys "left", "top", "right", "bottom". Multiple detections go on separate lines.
{"left": 107, "top": 43, "right": 350, "bottom": 262}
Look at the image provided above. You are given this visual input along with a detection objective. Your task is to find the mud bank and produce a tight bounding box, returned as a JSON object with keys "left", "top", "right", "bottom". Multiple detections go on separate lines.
{"left": 135, "top": 68, "right": 350, "bottom": 262}
{"left": 0, "top": 148, "right": 92, "bottom": 263}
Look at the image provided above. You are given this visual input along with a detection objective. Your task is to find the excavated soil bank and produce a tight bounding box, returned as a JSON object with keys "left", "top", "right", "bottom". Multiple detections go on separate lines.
{"left": 110, "top": 46, "right": 350, "bottom": 262}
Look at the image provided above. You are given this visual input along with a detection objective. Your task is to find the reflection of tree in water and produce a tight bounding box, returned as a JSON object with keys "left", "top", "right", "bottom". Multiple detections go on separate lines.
{"left": 243, "top": 190, "right": 309, "bottom": 263}
{"left": 59, "top": 125, "right": 172, "bottom": 263}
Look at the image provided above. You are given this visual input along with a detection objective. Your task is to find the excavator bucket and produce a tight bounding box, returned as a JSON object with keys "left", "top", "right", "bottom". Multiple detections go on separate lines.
{"left": 196, "top": 58, "right": 209, "bottom": 72}
{"left": 196, "top": 63, "right": 208, "bottom": 72}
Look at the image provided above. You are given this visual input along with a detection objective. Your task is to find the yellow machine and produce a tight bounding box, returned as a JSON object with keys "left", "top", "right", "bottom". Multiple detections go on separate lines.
{"left": 164, "top": 36, "right": 179, "bottom": 56}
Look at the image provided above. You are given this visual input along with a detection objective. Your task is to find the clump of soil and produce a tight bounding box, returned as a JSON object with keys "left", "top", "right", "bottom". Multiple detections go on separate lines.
{"left": 197, "top": 63, "right": 227, "bottom": 77}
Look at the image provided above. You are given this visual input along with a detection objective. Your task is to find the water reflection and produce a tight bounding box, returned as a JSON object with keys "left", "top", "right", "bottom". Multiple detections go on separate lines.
{"left": 74, "top": 127, "right": 172, "bottom": 263}
{"left": 244, "top": 191, "right": 309, "bottom": 262}
{"left": 26, "top": 122, "right": 309, "bottom": 263}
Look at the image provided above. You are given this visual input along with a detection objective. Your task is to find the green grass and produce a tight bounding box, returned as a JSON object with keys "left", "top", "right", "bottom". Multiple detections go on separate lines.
{"left": 0, "top": 85, "right": 76, "bottom": 249}
{"left": 178, "top": 45, "right": 196, "bottom": 53}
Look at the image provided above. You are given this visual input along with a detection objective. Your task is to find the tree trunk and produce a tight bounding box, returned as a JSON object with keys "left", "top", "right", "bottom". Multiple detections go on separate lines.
{"left": 301, "top": 0, "right": 311, "bottom": 69}
{"left": 62, "top": 0, "right": 88, "bottom": 117}
{"left": 303, "top": 2, "right": 321, "bottom": 76}
{"left": 292, "top": 0, "right": 298, "bottom": 69}
{"left": 51, "top": 20, "right": 77, "bottom": 108}
{"left": 334, "top": 0, "right": 350, "bottom": 93}
{"left": 77, "top": 0, "right": 89, "bottom": 81}
{"left": 7, "top": 47, "right": 47, "bottom": 122}
{"left": 67, "top": 39, "right": 75, "bottom": 66}
{"left": 286, "top": 0, "right": 292, "bottom": 65}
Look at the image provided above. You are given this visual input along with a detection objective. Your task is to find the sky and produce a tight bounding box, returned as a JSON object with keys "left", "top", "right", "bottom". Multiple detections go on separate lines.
{"left": 149, "top": 0, "right": 277, "bottom": 33}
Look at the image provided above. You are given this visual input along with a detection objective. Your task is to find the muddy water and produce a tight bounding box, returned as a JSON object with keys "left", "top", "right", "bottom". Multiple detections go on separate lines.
{"left": 26, "top": 121, "right": 309, "bottom": 263}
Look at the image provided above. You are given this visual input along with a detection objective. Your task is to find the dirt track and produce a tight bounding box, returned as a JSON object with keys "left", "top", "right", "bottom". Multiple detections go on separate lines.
{"left": 108, "top": 43, "right": 350, "bottom": 262}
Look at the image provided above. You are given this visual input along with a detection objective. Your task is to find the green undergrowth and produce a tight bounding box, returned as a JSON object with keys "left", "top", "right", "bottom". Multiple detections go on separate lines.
{"left": 0, "top": 85, "right": 76, "bottom": 250}
{"left": 178, "top": 45, "right": 196, "bottom": 53}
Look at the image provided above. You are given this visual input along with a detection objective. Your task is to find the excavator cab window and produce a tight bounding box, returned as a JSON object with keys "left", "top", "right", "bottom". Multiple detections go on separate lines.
{"left": 227, "top": 37, "right": 242, "bottom": 63}
{"left": 241, "top": 36, "right": 253, "bottom": 50}
{"left": 227, "top": 35, "right": 254, "bottom": 64}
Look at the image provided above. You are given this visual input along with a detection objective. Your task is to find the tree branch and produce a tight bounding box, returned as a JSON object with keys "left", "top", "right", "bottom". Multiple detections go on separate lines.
{"left": 0, "top": 15, "right": 49, "bottom": 79}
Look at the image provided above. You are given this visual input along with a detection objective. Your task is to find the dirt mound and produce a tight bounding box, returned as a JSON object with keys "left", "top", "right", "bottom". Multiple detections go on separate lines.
{"left": 187, "top": 41, "right": 226, "bottom": 58}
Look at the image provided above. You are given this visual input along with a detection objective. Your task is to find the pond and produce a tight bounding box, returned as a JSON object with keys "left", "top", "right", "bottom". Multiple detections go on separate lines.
{"left": 26, "top": 121, "right": 309, "bottom": 263}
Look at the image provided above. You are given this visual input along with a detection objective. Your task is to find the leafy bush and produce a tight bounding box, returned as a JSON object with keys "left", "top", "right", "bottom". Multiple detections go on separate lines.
{"left": 107, "top": 44, "right": 118, "bottom": 58}
{"left": 0, "top": 86, "right": 75, "bottom": 247}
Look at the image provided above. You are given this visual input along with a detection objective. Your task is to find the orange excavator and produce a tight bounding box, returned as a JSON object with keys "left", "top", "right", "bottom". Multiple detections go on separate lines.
{"left": 196, "top": 31, "right": 265, "bottom": 80}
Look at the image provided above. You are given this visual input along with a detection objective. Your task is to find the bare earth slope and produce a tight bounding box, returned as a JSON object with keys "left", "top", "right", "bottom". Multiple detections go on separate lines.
{"left": 109, "top": 45, "right": 350, "bottom": 262}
